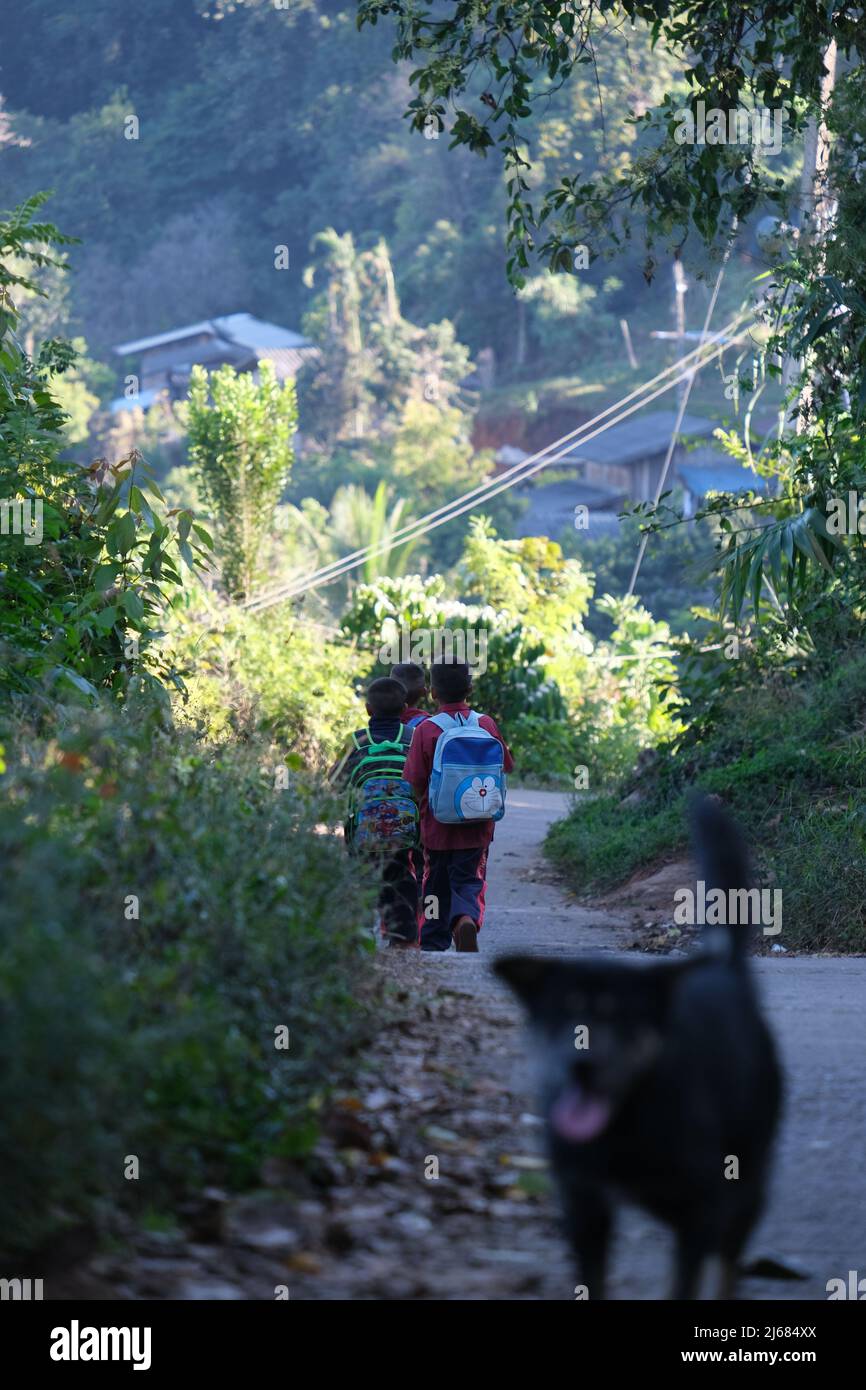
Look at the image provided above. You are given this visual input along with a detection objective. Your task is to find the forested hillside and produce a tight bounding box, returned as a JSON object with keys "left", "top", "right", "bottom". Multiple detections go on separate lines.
{"left": 0, "top": 1, "right": 693, "bottom": 370}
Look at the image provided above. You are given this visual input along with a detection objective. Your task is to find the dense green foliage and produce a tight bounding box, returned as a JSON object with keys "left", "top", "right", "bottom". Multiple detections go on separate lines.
{"left": 564, "top": 514, "right": 718, "bottom": 637}
{"left": 0, "top": 197, "right": 208, "bottom": 700}
{"left": 5, "top": 0, "right": 866, "bottom": 1269}
{"left": 363, "top": 1, "right": 866, "bottom": 645}
{"left": 0, "top": 701, "right": 375, "bottom": 1254}
{"left": 546, "top": 646, "right": 866, "bottom": 951}
{"left": 350, "top": 0, "right": 866, "bottom": 954}
{"left": 0, "top": 195, "right": 376, "bottom": 1260}
{"left": 0, "top": 0, "right": 677, "bottom": 375}
{"left": 340, "top": 519, "right": 683, "bottom": 785}
{"left": 169, "top": 588, "right": 363, "bottom": 769}
{"left": 357, "top": 1, "right": 842, "bottom": 271}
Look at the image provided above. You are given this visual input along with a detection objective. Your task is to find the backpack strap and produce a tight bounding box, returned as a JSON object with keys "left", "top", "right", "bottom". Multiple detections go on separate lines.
{"left": 430, "top": 712, "right": 457, "bottom": 733}
{"left": 430, "top": 710, "right": 479, "bottom": 731}
{"left": 347, "top": 728, "right": 412, "bottom": 789}
{"left": 365, "top": 739, "right": 411, "bottom": 755}
{"left": 405, "top": 713, "right": 429, "bottom": 729}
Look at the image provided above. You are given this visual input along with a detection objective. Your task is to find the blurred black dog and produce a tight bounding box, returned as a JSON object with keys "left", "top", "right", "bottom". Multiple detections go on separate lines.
{"left": 495, "top": 796, "right": 782, "bottom": 1300}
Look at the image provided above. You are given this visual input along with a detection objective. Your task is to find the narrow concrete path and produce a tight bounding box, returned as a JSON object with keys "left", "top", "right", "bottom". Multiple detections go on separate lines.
{"left": 422, "top": 788, "right": 866, "bottom": 1300}
{"left": 424, "top": 788, "right": 631, "bottom": 965}
{"left": 88, "top": 789, "right": 862, "bottom": 1301}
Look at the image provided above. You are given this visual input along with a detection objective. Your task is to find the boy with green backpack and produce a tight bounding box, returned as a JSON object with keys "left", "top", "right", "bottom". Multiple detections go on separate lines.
{"left": 330, "top": 676, "right": 420, "bottom": 947}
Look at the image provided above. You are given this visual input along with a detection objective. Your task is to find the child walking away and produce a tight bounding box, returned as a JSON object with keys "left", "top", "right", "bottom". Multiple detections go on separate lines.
{"left": 390, "top": 661, "right": 429, "bottom": 914}
{"left": 330, "top": 677, "right": 420, "bottom": 948}
{"left": 391, "top": 661, "right": 429, "bottom": 730}
{"left": 403, "top": 659, "right": 514, "bottom": 953}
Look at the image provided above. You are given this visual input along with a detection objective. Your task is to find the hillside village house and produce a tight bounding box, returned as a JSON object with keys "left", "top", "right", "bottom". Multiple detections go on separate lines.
{"left": 554, "top": 409, "right": 717, "bottom": 502}
{"left": 512, "top": 410, "right": 763, "bottom": 539}
{"left": 110, "top": 313, "right": 318, "bottom": 414}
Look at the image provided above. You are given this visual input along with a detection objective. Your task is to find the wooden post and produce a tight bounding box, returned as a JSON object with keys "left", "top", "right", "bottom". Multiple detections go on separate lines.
{"left": 619, "top": 318, "right": 638, "bottom": 369}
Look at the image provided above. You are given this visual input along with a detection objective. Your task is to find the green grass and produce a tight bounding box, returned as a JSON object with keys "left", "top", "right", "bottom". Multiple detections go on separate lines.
{"left": 546, "top": 795, "right": 682, "bottom": 894}
{"left": 545, "top": 649, "right": 866, "bottom": 952}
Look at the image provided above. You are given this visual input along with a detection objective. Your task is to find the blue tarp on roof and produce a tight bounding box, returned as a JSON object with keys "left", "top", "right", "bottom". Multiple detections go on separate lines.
{"left": 678, "top": 464, "right": 769, "bottom": 496}
{"left": 109, "top": 388, "right": 160, "bottom": 415}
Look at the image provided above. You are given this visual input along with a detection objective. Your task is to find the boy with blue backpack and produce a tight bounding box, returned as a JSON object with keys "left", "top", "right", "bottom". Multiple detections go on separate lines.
{"left": 402, "top": 659, "right": 513, "bottom": 952}
{"left": 330, "top": 676, "right": 420, "bottom": 947}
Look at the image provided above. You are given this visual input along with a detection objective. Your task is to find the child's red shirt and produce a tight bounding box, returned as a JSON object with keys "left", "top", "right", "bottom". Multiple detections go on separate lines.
{"left": 399, "top": 707, "right": 429, "bottom": 725}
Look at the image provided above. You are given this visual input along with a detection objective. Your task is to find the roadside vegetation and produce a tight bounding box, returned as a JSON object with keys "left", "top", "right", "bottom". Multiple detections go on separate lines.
{"left": 547, "top": 646, "right": 866, "bottom": 953}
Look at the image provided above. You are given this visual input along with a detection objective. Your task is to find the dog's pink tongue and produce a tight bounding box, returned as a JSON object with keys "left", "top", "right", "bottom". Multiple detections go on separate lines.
{"left": 551, "top": 1086, "right": 611, "bottom": 1143}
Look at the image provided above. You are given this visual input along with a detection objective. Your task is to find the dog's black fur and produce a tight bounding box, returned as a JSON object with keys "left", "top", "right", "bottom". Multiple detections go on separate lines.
{"left": 495, "top": 796, "right": 783, "bottom": 1300}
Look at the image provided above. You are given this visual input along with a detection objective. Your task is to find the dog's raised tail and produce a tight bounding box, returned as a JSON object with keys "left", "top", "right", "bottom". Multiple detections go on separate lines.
{"left": 689, "top": 793, "right": 756, "bottom": 961}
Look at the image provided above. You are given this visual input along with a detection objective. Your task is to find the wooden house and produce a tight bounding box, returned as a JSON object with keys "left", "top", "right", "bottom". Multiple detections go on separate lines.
{"left": 548, "top": 409, "right": 717, "bottom": 504}
{"left": 111, "top": 313, "right": 318, "bottom": 414}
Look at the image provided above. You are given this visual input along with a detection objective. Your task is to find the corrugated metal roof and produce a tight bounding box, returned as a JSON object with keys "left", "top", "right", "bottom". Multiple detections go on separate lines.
{"left": 494, "top": 445, "right": 531, "bottom": 468}
{"left": 559, "top": 410, "right": 714, "bottom": 467}
{"left": 217, "top": 313, "right": 312, "bottom": 351}
{"left": 164, "top": 338, "right": 250, "bottom": 371}
{"left": 516, "top": 479, "right": 625, "bottom": 538}
{"left": 114, "top": 313, "right": 313, "bottom": 356}
{"left": 516, "top": 478, "right": 624, "bottom": 508}
{"left": 682, "top": 445, "right": 735, "bottom": 467}
{"left": 256, "top": 346, "right": 319, "bottom": 379}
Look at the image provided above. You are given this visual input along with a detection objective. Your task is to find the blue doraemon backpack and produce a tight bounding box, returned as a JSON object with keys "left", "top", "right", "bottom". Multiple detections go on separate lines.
{"left": 428, "top": 711, "right": 506, "bottom": 824}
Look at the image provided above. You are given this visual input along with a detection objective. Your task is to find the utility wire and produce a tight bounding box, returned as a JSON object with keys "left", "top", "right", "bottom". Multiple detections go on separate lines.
{"left": 246, "top": 324, "right": 750, "bottom": 613}
{"left": 244, "top": 313, "right": 748, "bottom": 612}
{"left": 244, "top": 319, "right": 750, "bottom": 614}
{"left": 245, "top": 315, "right": 752, "bottom": 613}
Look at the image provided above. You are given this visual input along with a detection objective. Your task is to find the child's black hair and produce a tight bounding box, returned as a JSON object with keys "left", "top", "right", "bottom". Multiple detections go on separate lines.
{"left": 366, "top": 675, "right": 408, "bottom": 717}
{"left": 431, "top": 660, "right": 471, "bottom": 702}
{"left": 391, "top": 661, "right": 427, "bottom": 701}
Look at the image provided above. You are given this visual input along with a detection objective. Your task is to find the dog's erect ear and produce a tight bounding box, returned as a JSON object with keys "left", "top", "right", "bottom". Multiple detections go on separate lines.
{"left": 494, "top": 954, "right": 557, "bottom": 1009}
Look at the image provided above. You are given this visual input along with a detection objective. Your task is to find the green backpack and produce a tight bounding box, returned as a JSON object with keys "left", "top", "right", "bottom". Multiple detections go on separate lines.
{"left": 346, "top": 727, "right": 419, "bottom": 851}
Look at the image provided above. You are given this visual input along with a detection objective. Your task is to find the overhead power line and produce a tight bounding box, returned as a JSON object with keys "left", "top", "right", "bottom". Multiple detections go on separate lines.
{"left": 243, "top": 313, "right": 753, "bottom": 614}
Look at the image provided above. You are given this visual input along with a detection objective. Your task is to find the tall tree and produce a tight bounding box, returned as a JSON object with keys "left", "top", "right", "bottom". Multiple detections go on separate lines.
{"left": 299, "top": 229, "right": 472, "bottom": 445}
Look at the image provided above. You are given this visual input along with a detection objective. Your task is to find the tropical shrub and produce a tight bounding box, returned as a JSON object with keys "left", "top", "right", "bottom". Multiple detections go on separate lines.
{"left": 0, "top": 195, "right": 209, "bottom": 704}
{"left": 0, "top": 696, "right": 377, "bottom": 1255}
{"left": 169, "top": 588, "right": 364, "bottom": 769}
{"left": 187, "top": 360, "right": 297, "bottom": 599}
{"left": 327, "top": 479, "right": 419, "bottom": 582}
{"left": 341, "top": 572, "right": 568, "bottom": 726}
{"left": 576, "top": 594, "right": 684, "bottom": 784}
{"left": 341, "top": 539, "right": 683, "bottom": 787}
